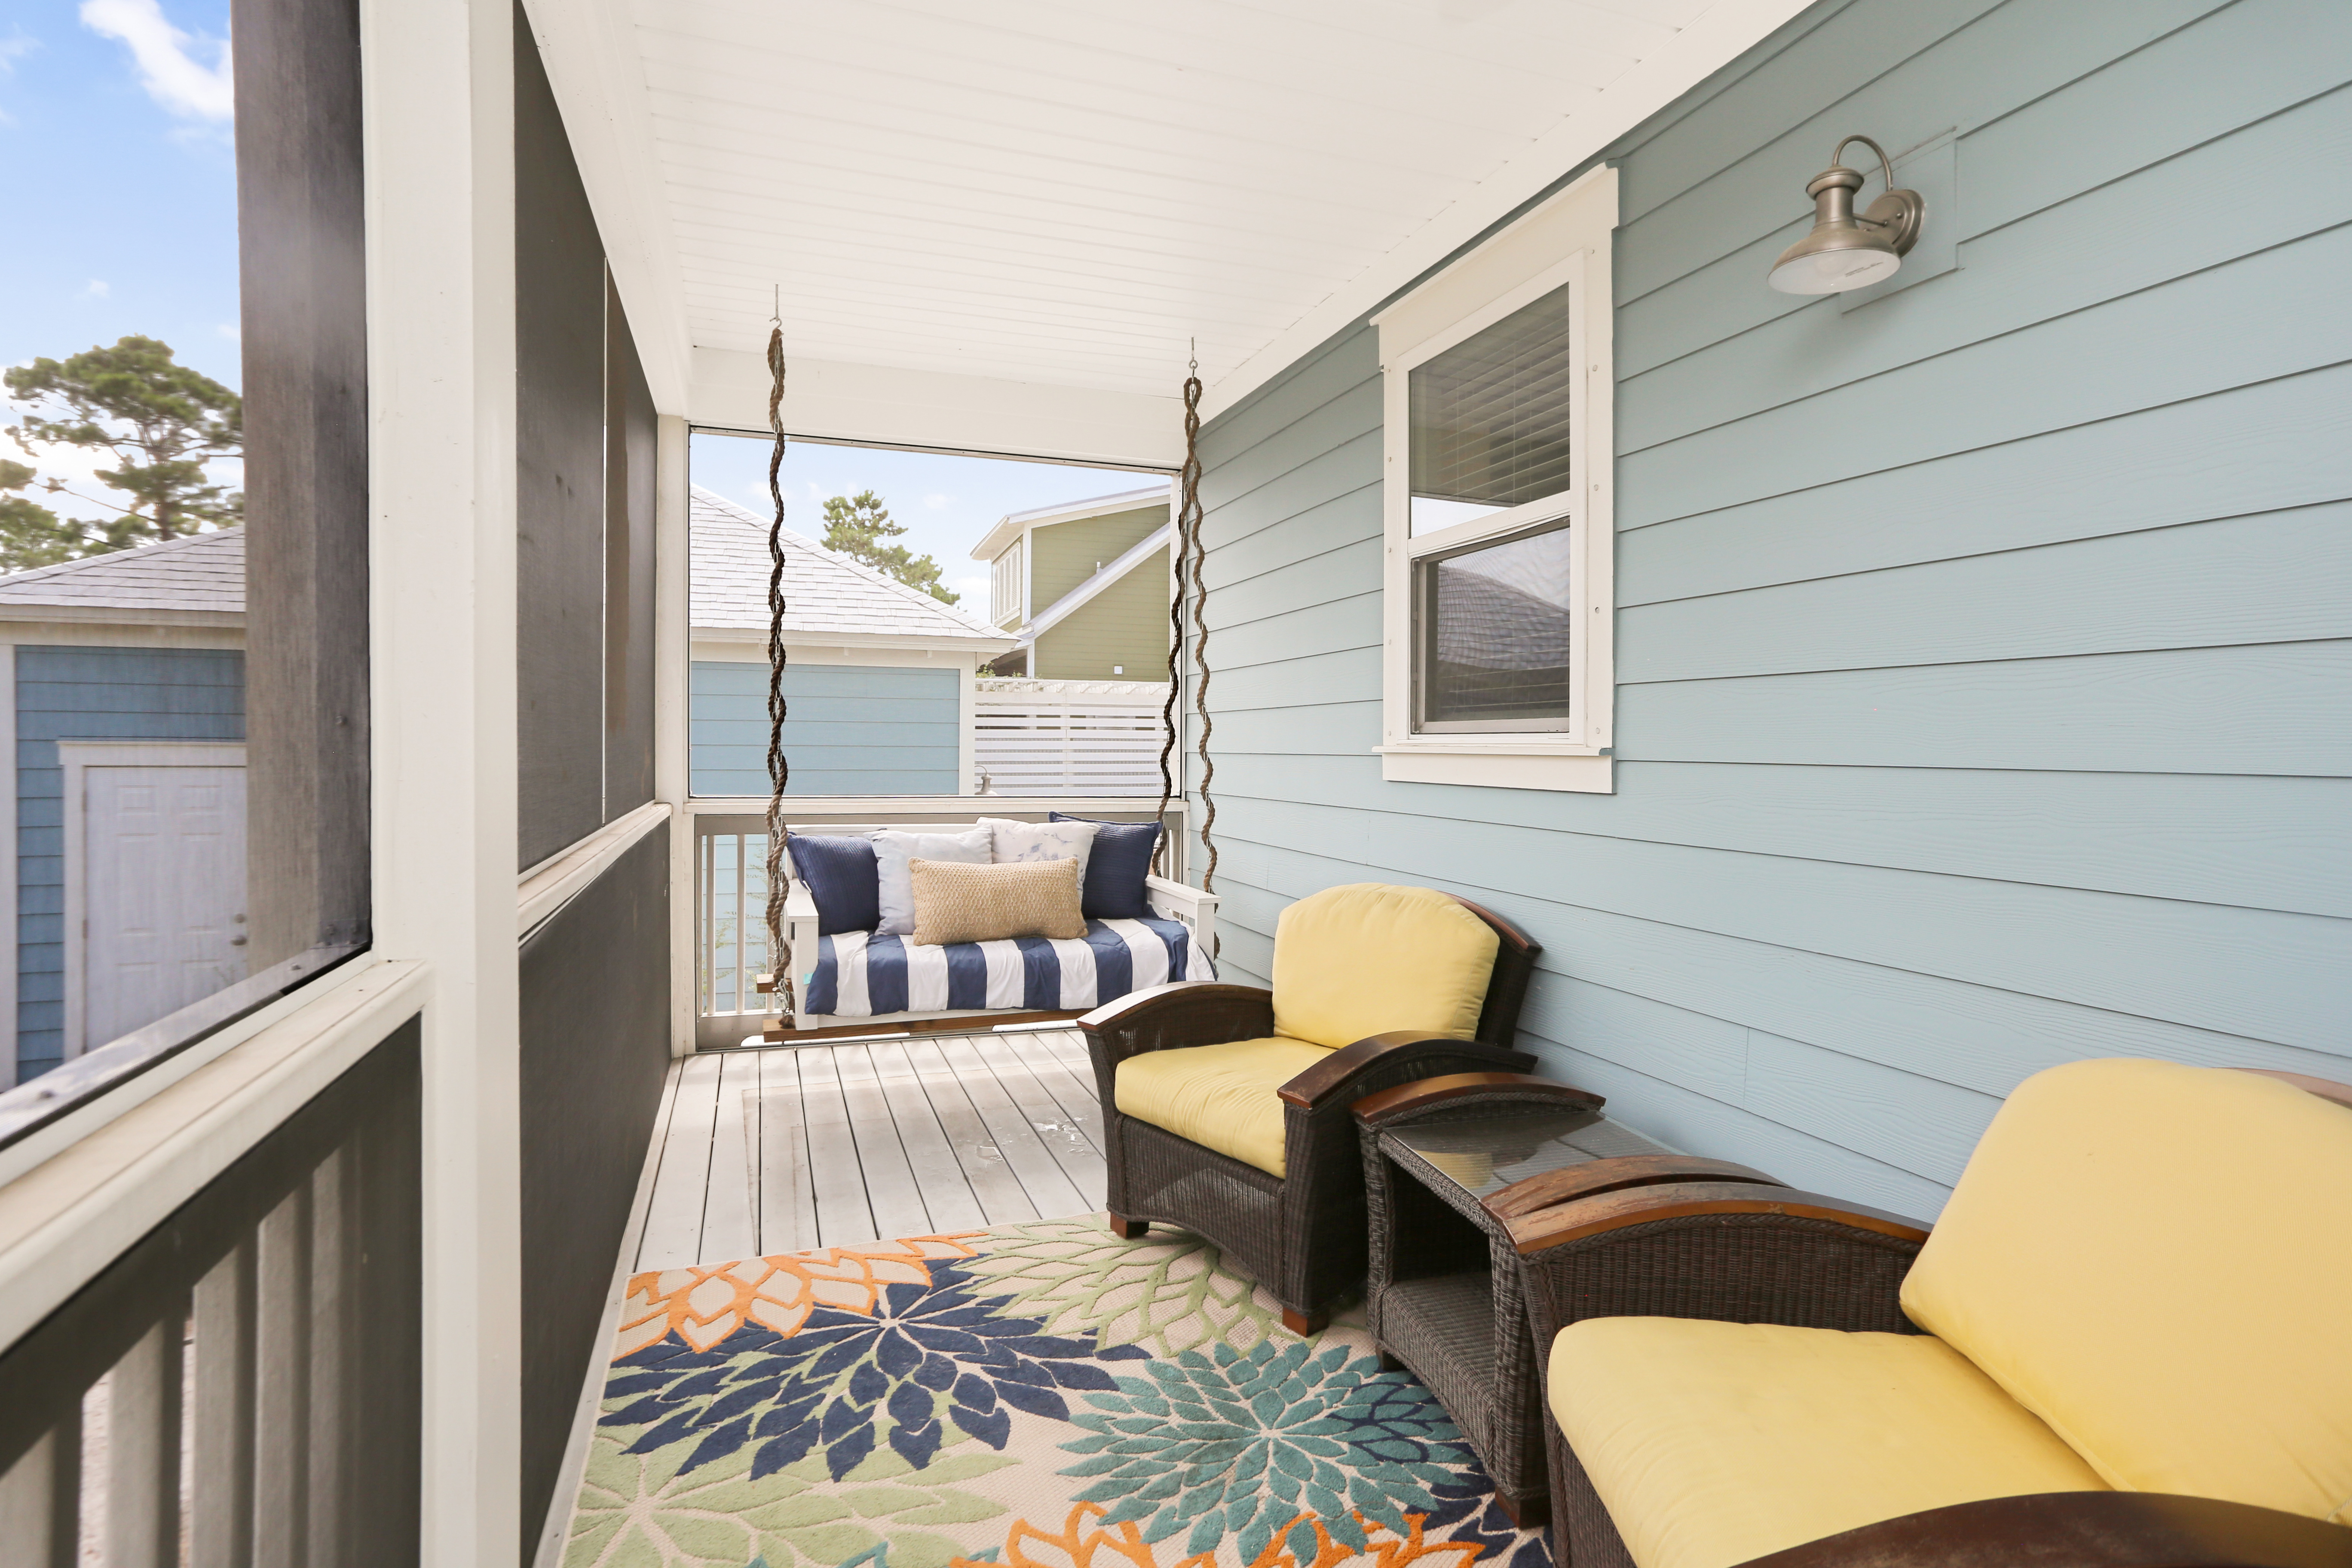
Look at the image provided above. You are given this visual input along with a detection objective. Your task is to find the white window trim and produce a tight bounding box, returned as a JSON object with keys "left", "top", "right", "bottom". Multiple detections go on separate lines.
{"left": 1373, "top": 164, "right": 1617, "bottom": 793}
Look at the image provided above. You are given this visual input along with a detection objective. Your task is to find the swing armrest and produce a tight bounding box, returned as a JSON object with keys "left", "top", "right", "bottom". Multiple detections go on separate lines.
{"left": 753, "top": 884, "right": 825, "bottom": 1002}
{"left": 1145, "top": 877, "right": 1219, "bottom": 970}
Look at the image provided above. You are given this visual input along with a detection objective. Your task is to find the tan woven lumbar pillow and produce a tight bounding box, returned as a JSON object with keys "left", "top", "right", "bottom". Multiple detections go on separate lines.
{"left": 908, "top": 856, "right": 1087, "bottom": 946}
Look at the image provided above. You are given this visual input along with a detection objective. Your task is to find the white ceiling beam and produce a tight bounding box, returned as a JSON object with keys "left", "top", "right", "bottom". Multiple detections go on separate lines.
{"left": 1199, "top": 0, "right": 1815, "bottom": 422}
{"left": 523, "top": 0, "right": 695, "bottom": 413}
{"left": 689, "top": 348, "right": 1183, "bottom": 471}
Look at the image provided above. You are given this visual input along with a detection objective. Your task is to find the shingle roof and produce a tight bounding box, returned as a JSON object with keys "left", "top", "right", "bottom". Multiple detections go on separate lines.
{"left": 0, "top": 527, "right": 245, "bottom": 616}
{"left": 691, "top": 486, "right": 1011, "bottom": 644}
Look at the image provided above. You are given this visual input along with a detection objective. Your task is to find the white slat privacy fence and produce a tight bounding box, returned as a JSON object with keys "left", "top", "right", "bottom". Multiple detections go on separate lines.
{"left": 973, "top": 679, "right": 1169, "bottom": 796}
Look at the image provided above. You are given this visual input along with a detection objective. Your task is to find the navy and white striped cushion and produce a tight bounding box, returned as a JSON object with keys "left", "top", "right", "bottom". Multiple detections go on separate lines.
{"left": 805, "top": 917, "right": 1210, "bottom": 1017}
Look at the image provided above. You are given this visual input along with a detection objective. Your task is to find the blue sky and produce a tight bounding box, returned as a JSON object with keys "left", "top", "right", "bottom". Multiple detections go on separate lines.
{"left": 0, "top": 1, "right": 239, "bottom": 382}
{"left": 2, "top": 0, "right": 240, "bottom": 523}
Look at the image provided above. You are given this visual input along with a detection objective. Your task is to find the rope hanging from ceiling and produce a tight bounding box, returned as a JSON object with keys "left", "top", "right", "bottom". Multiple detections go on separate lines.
{"left": 1152, "top": 344, "right": 1218, "bottom": 952}
{"left": 762, "top": 307, "right": 794, "bottom": 1011}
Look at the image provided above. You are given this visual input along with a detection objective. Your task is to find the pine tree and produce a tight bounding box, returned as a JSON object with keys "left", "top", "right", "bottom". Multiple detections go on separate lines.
{"left": 819, "top": 490, "right": 959, "bottom": 604}
{"left": 6, "top": 335, "right": 243, "bottom": 548}
{"left": 0, "top": 460, "right": 88, "bottom": 573}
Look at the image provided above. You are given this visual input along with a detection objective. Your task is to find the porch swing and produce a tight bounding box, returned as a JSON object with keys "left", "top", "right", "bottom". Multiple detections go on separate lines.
{"left": 754, "top": 329, "right": 1221, "bottom": 1041}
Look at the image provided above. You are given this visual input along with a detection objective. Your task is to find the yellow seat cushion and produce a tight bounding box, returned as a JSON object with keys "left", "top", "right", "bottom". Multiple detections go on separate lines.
{"left": 1114, "top": 1036, "right": 1331, "bottom": 1177}
{"left": 1900, "top": 1057, "right": 2352, "bottom": 1522}
{"left": 1550, "top": 1317, "right": 2108, "bottom": 1568}
{"left": 1270, "top": 883, "right": 1498, "bottom": 1050}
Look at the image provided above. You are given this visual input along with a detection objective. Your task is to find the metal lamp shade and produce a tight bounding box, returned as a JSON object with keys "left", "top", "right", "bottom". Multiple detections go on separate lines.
{"left": 1768, "top": 145, "right": 1924, "bottom": 296}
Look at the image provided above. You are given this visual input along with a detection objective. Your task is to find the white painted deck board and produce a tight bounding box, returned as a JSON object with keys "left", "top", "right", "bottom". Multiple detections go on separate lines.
{"left": 1001, "top": 1031, "right": 1107, "bottom": 1151}
{"left": 966, "top": 1034, "right": 1110, "bottom": 1198}
{"left": 755, "top": 1054, "right": 816, "bottom": 1255}
{"left": 832, "top": 1046, "right": 931, "bottom": 1241}
{"left": 634, "top": 1030, "right": 1098, "bottom": 1269}
{"left": 700, "top": 1050, "right": 760, "bottom": 1264}
{"left": 867, "top": 1041, "right": 990, "bottom": 1234}
{"left": 900, "top": 1038, "right": 1047, "bottom": 1226}
{"left": 796, "top": 1047, "right": 879, "bottom": 1247}
{"left": 636, "top": 1052, "right": 723, "bottom": 1271}
{"left": 930, "top": 1036, "right": 1091, "bottom": 1220}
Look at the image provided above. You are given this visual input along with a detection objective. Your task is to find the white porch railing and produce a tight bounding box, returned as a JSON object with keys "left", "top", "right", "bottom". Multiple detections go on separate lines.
{"left": 973, "top": 679, "right": 1171, "bottom": 796}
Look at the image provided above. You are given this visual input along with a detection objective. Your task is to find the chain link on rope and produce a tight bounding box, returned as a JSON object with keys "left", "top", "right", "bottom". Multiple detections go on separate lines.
{"left": 1179, "top": 351, "right": 1217, "bottom": 953}
{"left": 763, "top": 312, "right": 793, "bottom": 1012}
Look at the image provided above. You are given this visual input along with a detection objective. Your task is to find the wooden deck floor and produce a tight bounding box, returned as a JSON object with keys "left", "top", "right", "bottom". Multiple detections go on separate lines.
{"left": 633, "top": 1029, "right": 1107, "bottom": 1271}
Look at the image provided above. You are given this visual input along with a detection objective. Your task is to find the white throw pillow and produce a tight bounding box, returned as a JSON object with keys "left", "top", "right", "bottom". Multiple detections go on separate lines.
{"left": 983, "top": 816, "right": 1098, "bottom": 876}
{"left": 872, "top": 826, "right": 992, "bottom": 935}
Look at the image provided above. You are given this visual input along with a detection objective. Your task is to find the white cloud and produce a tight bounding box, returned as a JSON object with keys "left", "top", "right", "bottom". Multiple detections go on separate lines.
{"left": 0, "top": 31, "right": 34, "bottom": 122}
{"left": 81, "top": 279, "right": 110, "bottom": 299}
{"left": 952, "top": 573, "right": 989, "bottom": 603}
{"left": 81, "top": 0, "right": 233, "bottom": 122}
{"left": 216, "top": 321, "right": 239, "bottom": 340}
{"left": 924, "top": 493, "right": 952, "bottom": 510}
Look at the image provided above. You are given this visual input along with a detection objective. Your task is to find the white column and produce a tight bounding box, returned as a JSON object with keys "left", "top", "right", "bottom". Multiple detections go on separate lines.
{"left": 655, "top": 413, "right": 695, "bottom": 1055}
{"left": 361, "top": 0, "right": 522, "bottom": 1561}
{"left": 957, "top": 660, "right": 977, "bottom": 795}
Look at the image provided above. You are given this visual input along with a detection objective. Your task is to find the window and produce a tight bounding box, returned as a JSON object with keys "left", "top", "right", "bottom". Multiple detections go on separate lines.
{"left": 1376, "top": 165, "right": 1616, "bottom": 792}
{"left": 992, "top": 537, "right": 1023, "bottom": 626}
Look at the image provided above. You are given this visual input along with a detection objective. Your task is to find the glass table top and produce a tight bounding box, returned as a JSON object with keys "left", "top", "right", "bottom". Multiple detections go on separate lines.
{"left": 1385, "top": 1108, "right": 1668, "bottom": 1201}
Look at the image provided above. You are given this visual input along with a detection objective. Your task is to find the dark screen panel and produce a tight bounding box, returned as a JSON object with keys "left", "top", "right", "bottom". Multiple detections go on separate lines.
{"left": 514, "top": 4, "right": 608, "bottom": 868}
{"left": 605, "top": 274, "right": 658, "bottom": 817}
{"left": 517, "top": 824, "right": 670, "bottom": 1555}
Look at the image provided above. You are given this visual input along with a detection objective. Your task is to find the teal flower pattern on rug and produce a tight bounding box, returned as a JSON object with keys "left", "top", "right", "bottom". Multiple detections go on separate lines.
{"left": 564, "top": 1225, "right": 1548, "bottom": 1568}
{"left": 1060, "top": 1341, "right": 1476, "bottom": 1562}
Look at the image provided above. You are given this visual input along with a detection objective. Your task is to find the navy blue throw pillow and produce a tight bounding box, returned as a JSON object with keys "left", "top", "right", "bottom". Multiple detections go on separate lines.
{"left": 786, "top": 833, "right": 882, "bottom": 936}
{"left": 1050, "top": 812, "right": 1161, "bottom": 920}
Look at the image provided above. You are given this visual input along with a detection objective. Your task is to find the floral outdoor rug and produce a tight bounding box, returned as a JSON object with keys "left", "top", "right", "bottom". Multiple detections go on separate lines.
{"left": 562, "top": 1217, "right": 1550, "bottom": 1568}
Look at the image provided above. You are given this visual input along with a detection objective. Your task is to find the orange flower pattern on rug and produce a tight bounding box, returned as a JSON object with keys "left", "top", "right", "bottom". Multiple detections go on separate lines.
{"left": 614, "top": 1232, "right": 984, "bottom": 1354}
{"left": 967, "top": 1503, "right": 1488, "bottom": 1568}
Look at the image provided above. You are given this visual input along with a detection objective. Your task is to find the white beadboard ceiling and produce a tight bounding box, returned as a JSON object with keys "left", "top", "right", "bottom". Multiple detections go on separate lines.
{"left": 532, "top": 0, "right": 1807, "bottom": 450}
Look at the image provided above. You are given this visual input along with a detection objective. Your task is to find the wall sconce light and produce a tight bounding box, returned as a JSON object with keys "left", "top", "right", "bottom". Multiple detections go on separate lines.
{"left": 1767, "top": 135, "right": 1925, "bottom": 295}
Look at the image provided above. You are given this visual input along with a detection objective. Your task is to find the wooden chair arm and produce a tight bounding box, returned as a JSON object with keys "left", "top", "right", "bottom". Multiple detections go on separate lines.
{"left": 1733, "top": 1491, "right": 2352, "bottom": 1568}
{"left": 1351, "top": 1070, "right": 1603, "bottom": 1127}
{"left": 1482, "top": 1154, "right": 1780, "bottom": 1221}
{"left": 1078, "top": 982, "right": 1276, "bottom": 1069}
{"left": 1498, "top": 1179, "right": 1930, "bottom": 1256}
{"left": 1078, "top": 980, "right": 1268, "bottom": 1033}
{"left": 1277, "top": 1033, "right": 1535, "bottom": 1110}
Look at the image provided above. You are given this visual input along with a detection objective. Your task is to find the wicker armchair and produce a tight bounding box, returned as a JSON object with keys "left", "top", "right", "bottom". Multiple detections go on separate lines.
{"left": 1079, "top": 885, "right": 1539, "bottom": 1334}
{"left": 1512, "top": 1061, "right": 2352, "bottom": 1568}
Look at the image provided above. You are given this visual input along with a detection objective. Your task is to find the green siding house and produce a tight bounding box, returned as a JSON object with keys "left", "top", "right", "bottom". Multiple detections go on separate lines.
{"left": 969, "top": 487, "right": 1172, "bottom": 680}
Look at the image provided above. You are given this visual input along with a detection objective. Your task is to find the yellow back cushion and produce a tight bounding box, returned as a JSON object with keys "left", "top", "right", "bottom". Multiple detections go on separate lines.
{"left": 1270, "top": 883, "right": 1498, "bottom": 1050}
{"left": 1900, "top": 1057, "right": 2352, "bottom": 1522}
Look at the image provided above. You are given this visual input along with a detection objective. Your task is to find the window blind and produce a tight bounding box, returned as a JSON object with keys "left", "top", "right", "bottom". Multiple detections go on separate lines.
{"left": 1409, "top": 279, "right": 1577, "bottom": 511}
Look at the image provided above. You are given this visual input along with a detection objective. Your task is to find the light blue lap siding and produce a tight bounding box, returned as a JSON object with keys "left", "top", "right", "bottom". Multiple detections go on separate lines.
{"left": 1190, "top": 0, "right": 2352, "bottom": 1221}
{"left": 15, "top": 645, "right": 246, "bottom": 1083}
{"left": 690, "top": 660, "right": 960, "bottom": 796}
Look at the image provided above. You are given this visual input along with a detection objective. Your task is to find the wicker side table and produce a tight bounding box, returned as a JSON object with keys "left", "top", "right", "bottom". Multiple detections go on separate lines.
{"left": 1354, "top": 1072, "right": 1782, "bottom": 1528}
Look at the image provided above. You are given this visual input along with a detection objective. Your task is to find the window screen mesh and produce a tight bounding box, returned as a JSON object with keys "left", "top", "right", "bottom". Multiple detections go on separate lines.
{"left": 1409, "top": 280, "right": 1576, "bottom": 512}
{"left": 1419, "top": 522, "right": 1574, "bottom": 726}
